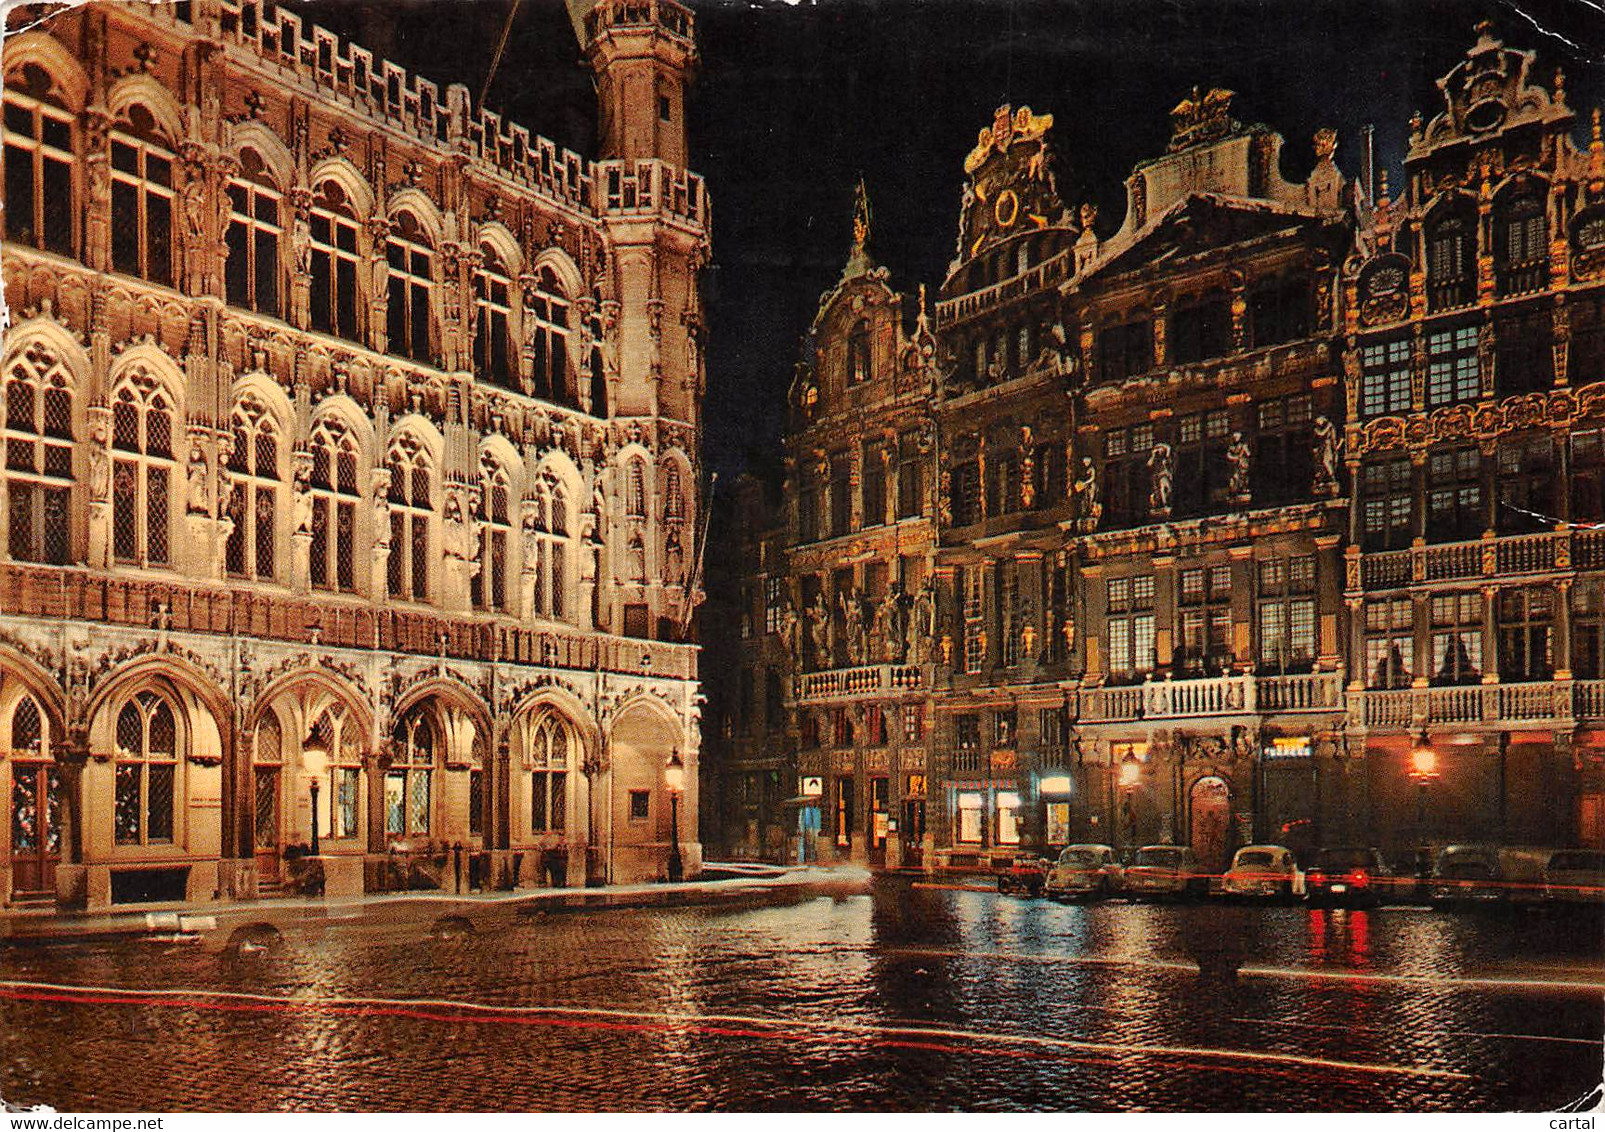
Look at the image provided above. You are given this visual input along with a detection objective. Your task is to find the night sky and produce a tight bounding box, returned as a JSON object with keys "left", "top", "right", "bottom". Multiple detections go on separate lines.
{"left": 289, "top": 0, "right": 1605, "bottom": 482}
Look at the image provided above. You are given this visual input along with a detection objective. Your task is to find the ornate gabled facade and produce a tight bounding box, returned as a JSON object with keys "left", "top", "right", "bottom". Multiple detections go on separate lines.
{"left": 0, "top": 0, "right": 708, "bottom": 910}
{"left": 717, "top": 24, "right": 1605, "bottom": 871}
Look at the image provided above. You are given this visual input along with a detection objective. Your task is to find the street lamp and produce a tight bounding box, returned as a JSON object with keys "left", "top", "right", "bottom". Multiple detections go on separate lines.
{"left": 665, "top": 750, "right": 685, "bottom": 883}
{"left": 303, "top": 732, "right": 331, "bottom": 856}
{"left": 1409, "top": 728, "right": 1439, "bottom": 885}
{"left": 1118, "top": 752, "right": 1141, "bottom": 851}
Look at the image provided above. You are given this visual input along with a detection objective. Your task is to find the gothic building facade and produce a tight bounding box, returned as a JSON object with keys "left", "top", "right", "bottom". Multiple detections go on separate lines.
{"left": 0, "top": 0, "right": 708, "bottom": 909}
{"left": 709, "top": 25, "right": 1605, "bottom": 870}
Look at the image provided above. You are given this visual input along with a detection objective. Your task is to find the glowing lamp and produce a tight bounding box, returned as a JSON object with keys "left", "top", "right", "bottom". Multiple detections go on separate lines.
{"left": 1118, "top": 754, "right": 1142, "bottom": 789}
{"left": 664, "top": 751, "right": 686, "bottom": 794}
{"left": 1409, "top": 730, "right": 1438, "bottom": 779}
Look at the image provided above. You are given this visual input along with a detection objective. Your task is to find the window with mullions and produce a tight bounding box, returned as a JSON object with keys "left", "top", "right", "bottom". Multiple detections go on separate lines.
{"left": 1102, "top": 424, "right": 1153, "bottom": 527}
{"left": 860, "top": 439, "right": 886, "bottom": 528}
{"left": 896, "top": 430, "right": 923, "bottom": 519}
{"left": 1365, "top": 598, "right": 1414, "bottom": 689}
{"left": 1573, "top": 291, "right": 1605, "bottom": 387}
{"left": 224, "top": 397, "right": 279, "bottom": 581}
{"left": 386, "top": 434, "right": 433, "bottom": 602}
{"left": 764, "top": 576, "right": 785, "bottom": 635}
{"left": 1046, "top": 556, "right": 1072, "bottom": 664}
{"left": 1361, "top": 456, "right": 1412, "bottom": 550}
{"left": 3, "top": 345, "right": 73, "bottom": 565}
{"left": 829, "top": 454, "right": 851, "bottom": 537}
{"left": 1256, "top": 557, "right": 1315, "bottom": 674}
{"left": 1427, "top": 212, "right": 1475, "bottom": 311}
{"left": 225, "top": 151, "right": 282, "bottom": 316}
{"left": 529, "top": 267, "right": 571, "bottom": 404}
{"left": 1573, "top": 428, "right": 1605, "bottom": 524}
{"left": 386, "top": 708, "right": 436, "bottom": 838}
{"left": 625, "top": 458, "right": 647, "bottom": 518}
{"left": 986, "top": 449, "right": 1020, "bottom": 519}
{"left": 1496, "top": 436, "right": 1555, "bottom": 534}
{"left": 1430, "top": 593, "right": 1483, "bottom": 685}
{"left": 1175, "top": 409, "right": 1229, "bottom": 516}
{"left": 528, "top": 475, "right": 569, "bottom": 621}
{"left": 110, "top": 376, "right": 173, "bottom": 567}
{"left": 1427, "top": 325, "right": 1480, "bottom": 406}
{"left": 961, "top": 565, "right": 986, "bottom": 674}
{"left": 110, "top": 107, "right": 175, "bottom": 287}
{"left": 309, "top": 181, "right": 360, "bottom": 341}
{"left": 1574, "top": 579, "right": 1605, "bottom": 681}
{"left": 1098, "top": 315, "right": 1152, "bottom": 383}
{"left": 1177, "top": 565, "right": 1232, "bottom": 676}
{"left": 1494, "top": 193, "right": 1546, "bottom": 297}
{"left": 527, "top": 712, "right": 572, "bottom": 834}
{"left": 846, "top": 320, "right": 871, "bottom": 386}
{"left": 2, "top": 66, "right": 74, "bottom": 256}
{"left": 114, "top": 692, "right": 177, "bottom": 846}
{"left": 1253, "top": 395, "right": 1313, "bottom": 505}
{"left": 797, "top": 481, "right": 819, "bottom": 543}
{"left": 386, "top": 211, "right": 435, "bottom": 364}
{"left": 902, "top": 702, "right": 924, "bottom": 743}
{"left": 1106, "top": 575, "right": 1155, "bottom": 684}
{"left": 473, "top": 245, "right": 513, "bottom": 387}
{"left": 999, "top": 560, "right": 1020, "bottom": 668}
{"left": 308, "top": 704, "right": 364, "bottom": 840}
{"left": 1426, "top": 445, "right": 1484, "bottom": 543}
{"left": 1361, "top": 338, "right": 1412, "bottom": 416}
{"left": 308, "top": 418, "right": 359, "bottom": 592}
{"left": 471, "top": 455, "right": 511, "bottom": 612}
{"left": 1497, "top": 586, "right": 1554, "bottom": 682}
{"left": 954, "top": 713, "right": 981, "bottom": 750}
{"left": 1169, "top": 291, "right": 1231, "bottom": 365}
{"left": 1495, "top": 305, "right": 1554, "bottom": 395}
{"left": 1033, "top": 439, "right": 1067, "bottom": 510}
{"left": 949, "top": 461, "right": 981, "bottom": 527}
{"left": 1249, "top": 275, "right": 1310, "bottom": 348}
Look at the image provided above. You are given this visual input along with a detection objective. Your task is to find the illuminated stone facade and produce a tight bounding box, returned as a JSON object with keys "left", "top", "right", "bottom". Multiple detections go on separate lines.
{"left": 0, "top": 0, "right": 708, "bottom": 909}
{"left": 712, "top": 25, "right": 1605, "bottom": 869}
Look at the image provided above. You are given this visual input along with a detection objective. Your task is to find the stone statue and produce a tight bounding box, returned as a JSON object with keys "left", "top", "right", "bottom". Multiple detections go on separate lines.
{"left": 292, "top": 461, "right": 314, "bottom": 535}
{"left": 664, "top": 525, "right": 684, "bottom": 585}
{"left": 1021, "top": 622, "right": 1037, "bottom": 661}
{"left": 911, "top": 576, "right": 936, "bottom": 660}
{"left": 1072, "top": 456, "right": 1101, "bottom": 527}
{"left": 1226, "top": 431, "right": 1252, "bottom": 499}
{"left": 186, "top": 443, "right": 209, "bottom": 515}
{"left": 293, "top": 208, "right": 312, "bottom": 275}
{"left": 841, "top": 588, "right": 866, "bottom": 665}
{"left": 940, "top": 634, "right": 954, "bottom": 667}
{"left": 1148, "top": 443, "right": 1173, "bottom": 513}
{"left": 183, "top": 177, "right": 206, "bottom": 242}
{"left": 807, "top": 593, "right": 831, "bottom": 668}
{"left": 88, "top": 419, "right": 110, "bottom": 502}
{"left": 627, "top": 529, "right": 647, "bottom": 583}
{"left": 879, "top": 585, "right": 909, "bottom": 663}
{"left": 1313, "top": 415, "right": 1341, "bottom": 495}
{"left": 778, "top": 601, "right": 802, "bottom": 665}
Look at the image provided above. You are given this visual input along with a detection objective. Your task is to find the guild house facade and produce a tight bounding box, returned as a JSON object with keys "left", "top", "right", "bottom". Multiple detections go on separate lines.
{"left": 0, "top": 0, "right": 709, "bottom": 910}
{"left": 707, "top": 25, "right": 1605, "bottom": 870}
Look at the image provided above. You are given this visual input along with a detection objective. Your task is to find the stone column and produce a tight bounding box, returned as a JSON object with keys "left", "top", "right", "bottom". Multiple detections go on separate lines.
{"left": 52, "top": 728, "right": 91, "bottom": 911}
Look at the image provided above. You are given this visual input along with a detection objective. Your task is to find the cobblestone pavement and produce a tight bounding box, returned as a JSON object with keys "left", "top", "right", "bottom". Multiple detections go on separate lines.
{"left": 1, "top": 876, "right": 1601, "bottom": 1112}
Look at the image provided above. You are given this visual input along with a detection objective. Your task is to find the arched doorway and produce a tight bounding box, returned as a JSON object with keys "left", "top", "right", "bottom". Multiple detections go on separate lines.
{"left": 7, "top": 693, "right": 60, "bottom": 900}
{"left": 1189, "top": 775, "right": 1231, "bottom": 872}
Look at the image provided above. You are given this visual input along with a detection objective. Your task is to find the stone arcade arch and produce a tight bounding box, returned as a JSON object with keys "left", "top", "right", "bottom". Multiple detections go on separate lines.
{"left": 607, "top": 696, "right": 697, "bottom": 884}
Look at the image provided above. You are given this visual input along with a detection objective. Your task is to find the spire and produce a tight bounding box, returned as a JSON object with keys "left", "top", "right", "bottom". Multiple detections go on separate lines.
{"left": 844, "top": 178, "right": 873, "bottom": 279}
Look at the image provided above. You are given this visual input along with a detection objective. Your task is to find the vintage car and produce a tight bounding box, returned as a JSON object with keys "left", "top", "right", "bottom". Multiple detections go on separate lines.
{"left": 1123, "top": 845, "right": 1206, "bottom": 901}
{"left": 995, "top": 854, "right": 1051, "bottom": 896}
{"left": 1430, "top": 845, "right": 1554, "bottom": 908}
{"left": 1305, "top": 847, "right": 1395, "bottom": 907}
{"left": 1542, "top": 849, "right": 1605, "bottom": 906}
{"left": 1044, "top": 844, "right": 1124, "bottom": 900}
{"left": 1220, "top": 844, "right": 1301, "bottom": 902}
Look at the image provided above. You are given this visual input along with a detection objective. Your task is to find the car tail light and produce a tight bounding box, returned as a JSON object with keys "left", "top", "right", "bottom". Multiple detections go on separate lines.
{"left": 1345, "top": 869, "right": 1369, "bottom": 887}
{"left": 1308, "top": 870, "right": 1325, "bottom": 886}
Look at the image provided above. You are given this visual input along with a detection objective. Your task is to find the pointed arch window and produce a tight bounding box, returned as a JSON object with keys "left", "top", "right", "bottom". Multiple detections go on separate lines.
{"left": 386, "top": 707, "right": 435, "bottom": 837}
{"left": 530, "top": 474, "right": 568, "bottom": 621}
{"left": 309, "top": 180, "right": 360, "bottom": 341}
{"left": 110, "top": 104, "right": 175, "bottom": 287}
{"left": 529, "top": 267, "right": 570, "bottom": 404}
{"left": 386, "top": 434, "right": 433, "bottom": 601}
{"left": 3, "top": 62, "right": 74, "bottom": 255}
{"left": 9, "top": 693, "right": 59, "bottom": 872}
{"left": 252, "top": 710, "right": 282, "bottom": 851}
{"left": 473, "top": 245, "right": 513, "bottom": 388}
{"left": 310, "top": 704, "right": 365, "bottom": 840}
{"left": 625, "top": 458, "right": 647, "bottom": 519}
{"left": 225, "top": 148, "right": 282, "bottom": 316}
{"left": 527, "top": 711, "right": 571, "bottom": 833}
{"left": 224, "top": 395, "right": 279, "bottom": 581}
{"left": 309, "top": 417, "right": 360, "bottom": 592}
{"left": 386, "top": 211, "right": 435, "bottom": 364}
{"left": 4, "top": 342, "right": 73, "bottom": 564}
{"left": 662, "top": 463, "right": 685, "bottom": 522}
{"left": 114, "top": 691, "right": 177, "bottom": 846}
{"left": 472, "top": 453, "right": 511, "bottom": 612}
{"left": 588, "top": 299, "right": 607, "bottom": 415}
{"left": 111, "top": 373, "right": 174, "bottom": 567}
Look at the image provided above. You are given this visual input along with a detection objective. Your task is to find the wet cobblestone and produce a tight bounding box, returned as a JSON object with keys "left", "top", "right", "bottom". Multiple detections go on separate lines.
{"left": 1, "top": 877, "right": 1600, "bottom": 1111}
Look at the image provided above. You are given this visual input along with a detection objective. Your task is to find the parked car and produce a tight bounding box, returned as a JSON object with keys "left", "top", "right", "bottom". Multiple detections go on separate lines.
{"left": 1305, "top": 847, "right": 1394, "bottom": 907}
{"left": 1045, "top": 844, "right": 1125, "bottom": 900}
{"left": 1542, "top": 849, "right": 1605, "bottom": 907}
{"left": 995, "top": 854, "right": 1050, "bottom": 896}
{"left": 1220, "top": 844, "right": 1301, "bottom": 902}
{"left": 1430, "top": 845, "right": 1555, "bottom": 908}
{"left": 1124, "top": 845, "right": 1206, "bottom": 901}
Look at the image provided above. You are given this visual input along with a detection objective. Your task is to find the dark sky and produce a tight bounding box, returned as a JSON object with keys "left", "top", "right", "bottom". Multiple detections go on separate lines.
{"left": 290, "top": 0, "right": 1605, "bottom": 481}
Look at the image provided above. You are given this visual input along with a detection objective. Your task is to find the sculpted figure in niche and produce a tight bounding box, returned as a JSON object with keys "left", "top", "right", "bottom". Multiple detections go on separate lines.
{"left": 1148, "top": 443, "right": 1173, "bottom": 513}
{"left": 1226, "top": 431, "right": 1252, "bottom": 499}
{"left": 665, "top": 525, "right": 684, "bottom": 586}
{"left": 627, "top": 529, "right": 647, "bottom": 583}
{"left": 841, "top": 588, "right": 866, "bottom": 666}
{"left": 1312, "top": 415, "right": 1342, "bottom": 495}
{"left": 88, "top": 419, "right": 110, "bottom": 502}
{"left": 807, "top": 593, "right": 831, "bottom": 669}
{"left": 186, "top": 443, "right": 209, "bottom": 515}
{"left": 779, "top": 600, "right": 802, "bottom": 666}
{"left": 292, "top": 458, "right": 314, "bottom": 535}
{"left": 1072, "top": 456, "right": 1101, "bottom": 527}
{"left": 911, "top": 576, "right": 936, "bottom": 660}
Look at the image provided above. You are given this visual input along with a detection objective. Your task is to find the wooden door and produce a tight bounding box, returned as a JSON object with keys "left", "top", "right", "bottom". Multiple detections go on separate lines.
{"left": 1189, "top": 776, "right": 1231, "bottom": 872}
{"left": 253, "top": 765, "right": 282, "bottom": 883}
{"left": 9, "top": 762, "right": 60, "bottom": 896}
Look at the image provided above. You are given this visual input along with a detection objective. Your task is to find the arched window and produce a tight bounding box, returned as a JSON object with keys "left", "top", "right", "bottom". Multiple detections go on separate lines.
{"left": 224, "top": 394, "right": 279, "bottom": 581}
{"left": 386, "top": 211, "right": 434, "bottom": 363}
{"left": 1495, "top": 193, "right": 1546, "bottom": 297}
{"left": 625, "top": 458, "right": 647, "bottom": 518}
{"left": 472, "top": 453, "right": 511, "bottom": 612}
{"left": 9, "top": 694, "right": 59, "bottom": 878}
{"left": 310, "top": 704, "right": 364, "bottom": 840}
{"left": 529, "top": 267, "right": 570, "bottom": 404}
{"left": 225, "top": 148, "right": 282, "bottom": 316}
{"left": 847, "top": 320, "right": 872, "bottom": 386}
{"left": 527, "top": 711, "right": 572, "bottom": 833}
{"left": 662, "top": 463, "right": 684, "bottom": 522}
{"left": 11, "top": 695, "right": 44, "bottom": 755}
{"left": 110, "top": 104, "right": 175, "bottom": 287}
{"left": 308, "top": 417, "right": 360, "bottom": 592}
{"left": 386, "top": 706, "right": 435, "bottom": 837}
{"left": 111, "top": 372, "right": 174, "bottom": 567}
{"left": 473, "top": 245, "right": 513, "bottom": 388}
{"left": 252, "top": 710, "right": 282, "bottom": 853}
{"left": 4, "top": 341, "right": 73, "bottom": 564}
{"left": 1427, "top": 210, "right": 1475, "bottom": 311}
{"left": 587, "top": 298, "right": 607, "bottom": 415}
{"left": 114, "top": 691, "right": 177, "bottom": 846}
{"left": 309, "top": 180, "right": 360, "bottom": 341}
{"left": 386, "top": 433, "right": 433, "bottom": 601}
{"left": 3, "top": 62, "right": 74, "bottom": 255}
{"left": 529, "top": 474, "right": 569, "bottom": 621}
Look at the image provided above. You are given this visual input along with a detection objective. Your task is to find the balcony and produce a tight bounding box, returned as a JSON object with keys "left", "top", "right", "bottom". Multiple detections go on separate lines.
{"left": 794, "top": 663, "right": 924, "bottom": 704}
{"left": 1360, "top": 530, "right": 1587, "bottom": 591}
{"left": 1076, "top": 672, "right": 1343, "bottom": 723}
{"left": 1360, "top": 680, "right": 1605, "bottom": 728}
